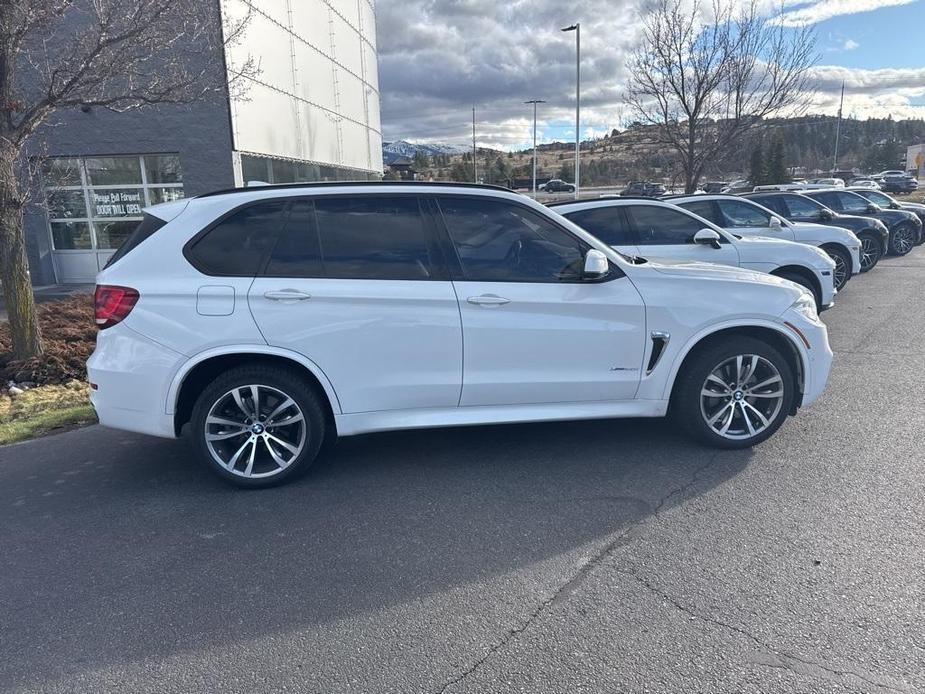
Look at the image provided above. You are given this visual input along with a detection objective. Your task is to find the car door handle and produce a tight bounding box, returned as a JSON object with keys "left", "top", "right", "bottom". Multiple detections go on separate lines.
{"left": 264, "top": 289, "right": 312, "bottom": 302}
{"left": 467, "top": 294, "right": 511, "bottom": 306}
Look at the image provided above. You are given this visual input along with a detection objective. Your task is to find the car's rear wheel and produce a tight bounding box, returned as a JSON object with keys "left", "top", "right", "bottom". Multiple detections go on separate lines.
{"left": 191, "top": 365, "right": 327, "bottom": 488}
{"left": 675, "top": 336, "right": 795, "bottom": 449}
{"left": 858, "top": 233, "right": 882, "bottom": 272}
{"left": 821, "top": 245, "right": 851, "bottom": 291}
{"left": 889, "top": 223, "right": 917, "bottom": 256}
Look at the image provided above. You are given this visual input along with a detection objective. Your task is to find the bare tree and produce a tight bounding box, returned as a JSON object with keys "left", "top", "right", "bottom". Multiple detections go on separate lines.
{"left": 626, "top": 0, "right": 816, "bottom": 193}
{"left": 0, "top": 0, "right": 253, "bottom": 360}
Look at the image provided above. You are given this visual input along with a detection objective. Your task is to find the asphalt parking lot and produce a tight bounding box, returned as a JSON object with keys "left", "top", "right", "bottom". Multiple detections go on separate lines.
{"left": 2, "top": 253, "right": 924, "bottom": 694}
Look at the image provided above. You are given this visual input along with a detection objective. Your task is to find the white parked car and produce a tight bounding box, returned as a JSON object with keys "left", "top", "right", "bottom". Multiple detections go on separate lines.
{"left": 88, "top": 183, "right": 832, "bottom": 487}
{"left": 669, "top": 194, "right": 862, "bottom": 291}
{"left": 552, "top": 198, "right": 837, "bottom": 309}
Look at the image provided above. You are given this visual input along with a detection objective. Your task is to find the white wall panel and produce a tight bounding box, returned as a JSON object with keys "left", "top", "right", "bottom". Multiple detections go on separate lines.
{"left": 221, "top": 0, "right": 381, "bottom": 175}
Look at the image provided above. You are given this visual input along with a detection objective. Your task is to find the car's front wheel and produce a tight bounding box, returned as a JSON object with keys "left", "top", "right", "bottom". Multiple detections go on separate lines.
{"left": 191, "top": 365, "right": 328, "bottom": 488}
{"left": 889, "top": 223, "right": 917, "bottom": 256}
{"left": 675, "top": 336, "right": 795, "bottom": 449}
{"left": 858, "top": 233, "right": 882, "bottom": 272}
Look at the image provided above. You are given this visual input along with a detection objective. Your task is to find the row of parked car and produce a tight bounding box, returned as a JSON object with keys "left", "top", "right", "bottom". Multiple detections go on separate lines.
{"left": 569, "top": 186, "right": 925, "bottom": 306}
{"left": 88, "top": 179, "right": 920, "bottom": 487}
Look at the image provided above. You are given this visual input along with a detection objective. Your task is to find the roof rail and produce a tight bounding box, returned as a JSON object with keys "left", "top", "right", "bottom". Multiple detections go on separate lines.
{"left": 196, "top": 180, "right": 517, "bottom": 199}
{"left": 547, "top": 195, "right": 667, "bottom": 207}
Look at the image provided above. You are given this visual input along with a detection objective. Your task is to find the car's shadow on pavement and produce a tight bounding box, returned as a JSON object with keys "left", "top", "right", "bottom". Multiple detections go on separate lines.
{"left": 0, "top": 417, "right": 752, "bottom": 688}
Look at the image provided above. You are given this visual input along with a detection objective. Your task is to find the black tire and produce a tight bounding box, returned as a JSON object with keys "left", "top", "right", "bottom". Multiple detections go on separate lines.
{"left": 775, "top": 270, "right": 822, "bottom": 312}
{"left": 889, "top": 223, "right": 917, "bottom": 256}
{"left": 190, "top": 364, "right": 328, "bottom": 488}
{"left": 567, "top": 185, "right": 575, "bottom": 193}
{"left": 674, "top": 335, "right": 795, "bottom": 449}
{"left": 858, "top": 233, "right": 882, "bottom": 272}
{"left": 821, "top": 244, "right": 851, "bottom": 291}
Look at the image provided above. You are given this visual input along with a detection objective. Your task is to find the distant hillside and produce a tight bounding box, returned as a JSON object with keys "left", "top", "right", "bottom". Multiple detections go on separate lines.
{"left": 390, "top": 116, "right": 925, "bottom": 187}
{"left": 382, "top": 140, "right": 471, "bottom": 165}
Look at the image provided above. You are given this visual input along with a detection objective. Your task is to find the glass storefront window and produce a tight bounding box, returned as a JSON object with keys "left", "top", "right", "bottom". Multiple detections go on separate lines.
{"left": 42, "top": 158, "right": 82, "bottom": 186}
{"left": 145, "top": 155, "right": 183, "bottom": 184}
{"left": 46, "top": 190, "right": 88, "bottom": 219}
{"left": 50, "top": 222, "right": 92, "bottom": 249}
{"left": 149, "top": 187, "right": 185, "bottom": 205}
{"left": 239, "top": 153, "right": 379, "bottom": 185}
{"left": 95, "top": 220, "right": 138, "bottom": 249}
{"left": 85, "top": 156, "right": 143, "bottom": 185}
{"left": 241, "top": 154, "right": 269, "bottom": 184}
{"left": 43, "top": 154, "right": 184, "bottom": 251}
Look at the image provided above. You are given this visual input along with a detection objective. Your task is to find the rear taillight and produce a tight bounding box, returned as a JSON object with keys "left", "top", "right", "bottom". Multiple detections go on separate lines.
{"left": 94, "top": 285, "right": 139, "bottom": 329}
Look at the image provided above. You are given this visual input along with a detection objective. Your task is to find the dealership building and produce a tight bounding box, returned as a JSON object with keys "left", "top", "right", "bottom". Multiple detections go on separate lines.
{"left": 25, "top": 0, "right": 383, "bottom": 285}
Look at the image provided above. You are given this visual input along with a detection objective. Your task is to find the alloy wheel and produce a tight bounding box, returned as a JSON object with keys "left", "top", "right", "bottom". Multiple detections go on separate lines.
{"left": 859, "top": 237, "right": 880, "bottom": 271}
{"left": 892, "top": 226, "right": 916, "bottom": 255}
{"left": 204, "top": 384, "right": 307, "bottom": 479}
{"left": 829, "top": 252, "right": 849, "bottom": 290}
{"left": 699, "top": 354, "right": 785, "bottom": 441}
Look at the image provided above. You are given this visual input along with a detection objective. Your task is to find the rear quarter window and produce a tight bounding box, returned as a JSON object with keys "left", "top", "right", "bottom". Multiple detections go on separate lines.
{"left": 186, "top": 201, "right": 289, "bottom": 276}
{"left": 103, "top": 213, "right": 166, "bottom": 268}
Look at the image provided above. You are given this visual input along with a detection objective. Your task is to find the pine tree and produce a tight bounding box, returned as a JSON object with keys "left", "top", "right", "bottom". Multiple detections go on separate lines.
{"left": 767, "top": 136, "right": 791, "bottom": 183}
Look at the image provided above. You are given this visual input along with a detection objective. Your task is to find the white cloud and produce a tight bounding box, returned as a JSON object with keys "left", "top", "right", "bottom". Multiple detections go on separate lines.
{"left": 376, "top": 0, "right": 923, "bottom": 145}
{"left": 842, "top": 38, "right": 860, "bottom": 50}
{"left": 773, "top": 0, "right": 917, "bottom": 27}
{"left": 806, "top": 65, "right": 925, "bottom": 119}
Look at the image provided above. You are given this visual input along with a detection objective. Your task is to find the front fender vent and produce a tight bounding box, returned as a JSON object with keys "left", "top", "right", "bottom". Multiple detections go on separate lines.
{"left": 646, "top": 331, "right": 670, "bottom": 374}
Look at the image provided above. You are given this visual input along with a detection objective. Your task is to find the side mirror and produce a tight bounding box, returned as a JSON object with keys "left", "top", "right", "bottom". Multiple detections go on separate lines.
{"left": 867, "top": 204, "right": 879, "bottom": 214}
{"left": 693, "top": 228, "right": 722, "bottom": 249}
{"left": 819, "top": 208, "right": 833, "bottom": 221}
{"left": 769, "top": 216, "right": 783, "bottom": 229}
{"left": 583, "top": 249, "right": 610, "bottom": 279}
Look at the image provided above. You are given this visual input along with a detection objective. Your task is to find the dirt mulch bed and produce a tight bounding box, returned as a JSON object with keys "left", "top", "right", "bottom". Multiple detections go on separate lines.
{"left": 0, "top": 295, "right": 96, "bottom": 385}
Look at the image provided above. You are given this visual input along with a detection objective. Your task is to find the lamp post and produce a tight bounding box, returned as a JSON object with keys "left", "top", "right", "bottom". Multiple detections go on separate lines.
{"left": 561, "top": 22, "right": 580, "bottom": 199}
{"left": 525, "top": 99, "right": 546, "bottom": 195}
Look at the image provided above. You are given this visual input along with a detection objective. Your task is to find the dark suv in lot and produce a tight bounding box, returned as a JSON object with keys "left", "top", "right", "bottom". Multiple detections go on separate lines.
{"left": 744, "top": 191, "right": 890, "bottom": 272}
{"left": 620, "top": 181, "right": 666, "bottom": 197}
{"left": 803, "top": 189, "right": 921, "bottom": 256}
{"left": 877, "top": 175, "right": 919, "bottom": 194}
{"left": 848, "top": 188, "right": 925, "bottom": 244}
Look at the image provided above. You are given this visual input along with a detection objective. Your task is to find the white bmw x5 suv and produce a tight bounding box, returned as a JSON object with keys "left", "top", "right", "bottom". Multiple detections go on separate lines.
{"left": 87, "top": 183, "right": 833, "bottom": 487}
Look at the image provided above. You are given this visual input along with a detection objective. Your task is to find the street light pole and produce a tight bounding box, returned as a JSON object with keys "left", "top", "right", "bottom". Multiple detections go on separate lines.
{"left": 525, "top": 99, "right": 546, "bottom": 196}
{"left": 832, "top": 81, "right": 845, "bottom": 173}
{"left": 562, "top": 23, "right": 580, "bottom": 199}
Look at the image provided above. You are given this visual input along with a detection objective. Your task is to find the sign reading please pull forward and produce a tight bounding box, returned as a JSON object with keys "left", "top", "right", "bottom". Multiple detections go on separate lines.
{"left": 93, "top": 189, "right": 143, "bottom": 217}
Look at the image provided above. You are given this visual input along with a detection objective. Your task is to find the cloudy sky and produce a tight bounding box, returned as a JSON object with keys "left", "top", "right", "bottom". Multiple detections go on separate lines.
{"left": 374, "top": 0, "right": 925, "bottom": 150}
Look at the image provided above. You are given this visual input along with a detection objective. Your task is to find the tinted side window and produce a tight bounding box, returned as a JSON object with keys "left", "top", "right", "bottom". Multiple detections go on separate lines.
{"left": 104, "top": 213, "right": 166, "bottom": 268}
{"left": 188, "top": 201, "right": 288, "bottom": 276}
{"left": 749, "top": 196, "right": 786, "bottom": 216}
{"left": 439, "top": 198, "right": 587, "bottom": 282}
{"left": 717, "top": 200, "right": 772, "bottom": 227}
{"left": 629, "top": 205, "right": 706, "bottom": 245}
{"left": 834, "top": 192, "right": 870, "bottom": 214}
{"left": 677, "top": 200, "right": 721, "bottom": 225}
{"left": 314, "top": 196, "right": 438, "bottom": 280}
{"left": 782, "top": 194, "right": 823, "bottom": 219}
{"left": 265, "top": 200, "right": 323, "bottom": 277}
{"left": 563, "top": 207, "right": 633, "bottom": 245}
{"left": 811, "top": 192, "right": 841, "bottom": 210}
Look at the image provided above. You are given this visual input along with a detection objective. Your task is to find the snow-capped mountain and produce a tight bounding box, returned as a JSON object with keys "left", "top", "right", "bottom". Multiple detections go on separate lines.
{"left": 382, "top": 140, "right": 471, "bottom": 164}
